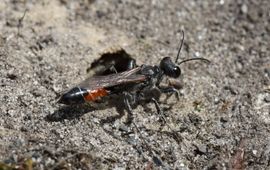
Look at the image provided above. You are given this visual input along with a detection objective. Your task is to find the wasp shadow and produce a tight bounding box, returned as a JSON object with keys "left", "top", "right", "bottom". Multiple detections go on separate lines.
{"left": 45, "top": 93, "right": 159, "bottom": 124}
{"left": 45, "top": 104, "right": 96, "bottom": 122}
{"left": 45, "top": 94, "right": 129, "bottom": 123}
{"left": 45, "top": 92, "right": 178, "bottom": 168}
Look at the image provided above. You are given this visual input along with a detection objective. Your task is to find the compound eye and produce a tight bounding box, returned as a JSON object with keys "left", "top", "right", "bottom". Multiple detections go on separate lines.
{"left": 172, "top": 66, "right": 181, "bottom": 78}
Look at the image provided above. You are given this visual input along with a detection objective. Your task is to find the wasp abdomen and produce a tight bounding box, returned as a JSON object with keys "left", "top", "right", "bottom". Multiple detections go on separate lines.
{"left": 84, "top": 88, "right": 108, "bottom": 102}
{"left": 58, "top": 87, "right": 108, "bottom": 105}
{"left": 58, "top": 87, "right": 87, "bottom": 105}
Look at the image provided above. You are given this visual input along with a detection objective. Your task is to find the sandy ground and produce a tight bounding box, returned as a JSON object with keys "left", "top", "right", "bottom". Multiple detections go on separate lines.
{"left": 0, "top": 0, "right": 270, "bottom": 169}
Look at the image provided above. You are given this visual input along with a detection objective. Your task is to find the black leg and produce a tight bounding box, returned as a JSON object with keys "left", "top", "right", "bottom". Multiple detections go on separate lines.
{"left": 123, "top": 92, "right": 135, "bottom": 124}
{"left": 123, "top": 92, "right": 153, "bottom": 149}
{"left": 150, "top": 98, "right": 182, "bottom": 143}
{"left": 108, "top": 65, "right": 118, "bottom": 73}
{"left": 158, "top": 86, "right": 180, "bottom": 100}
{"left": 123, "top": 93, "right": 175, "bottom": 167}
{"left": 150, "top": 98, "right": 166, "bottom": 123}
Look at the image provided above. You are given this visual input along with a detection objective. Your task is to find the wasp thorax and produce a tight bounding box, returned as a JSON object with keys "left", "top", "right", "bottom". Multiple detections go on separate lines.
{"left": 160, "top": 57, "right": 181, "bottom": 78}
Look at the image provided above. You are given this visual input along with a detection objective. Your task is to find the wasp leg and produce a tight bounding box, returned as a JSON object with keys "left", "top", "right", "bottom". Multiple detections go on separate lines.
{"left": 150, "top": 98, "right": 166, "bottom": 123}
{"left": 156, "top": 74, "right": 179, "bottom": 100}
{"left": 123, "top": 92, "right": 147, "bottom": 144}
{"left": 158, "top": 86, "right": 180, "bottom": 101}
{"left": 108, "top": 65, "right": 118, "bottom": 73}
{"left": 123, "top": 93, "right": 169, "bottom": 168}
{"left": 123, "top": 92, "right": 136, "bottom": 124}
{"left": 150, "top": 98, "right": 182, "bottom": 143}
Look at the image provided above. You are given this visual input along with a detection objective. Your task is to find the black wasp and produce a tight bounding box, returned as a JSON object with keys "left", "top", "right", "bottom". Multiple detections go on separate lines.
{"left": 58, "top": 31, "right": 210, "bottom": 119}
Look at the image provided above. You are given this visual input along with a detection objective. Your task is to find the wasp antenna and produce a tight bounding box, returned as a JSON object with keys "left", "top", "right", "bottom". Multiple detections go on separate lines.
{"left": 175, "top": 30, "right": 185, "bottom": 64}
{"left": 178, "top": 57, "right": 210, "bottom": 65}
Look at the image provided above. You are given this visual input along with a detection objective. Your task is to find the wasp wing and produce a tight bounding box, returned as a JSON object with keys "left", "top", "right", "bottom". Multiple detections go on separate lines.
{"left": 78, "top": 67, "right": 146, "bottom": 90}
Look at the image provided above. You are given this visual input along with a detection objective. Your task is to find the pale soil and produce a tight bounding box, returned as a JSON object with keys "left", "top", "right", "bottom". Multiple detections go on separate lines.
{"left": 0, "top": 0, "right": 270, "bottom": 169}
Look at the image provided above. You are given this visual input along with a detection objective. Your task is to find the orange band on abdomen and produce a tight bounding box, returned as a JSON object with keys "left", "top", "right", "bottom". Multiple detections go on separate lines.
{"left": 83, "top": 88, "right": 108, "bottom": 102}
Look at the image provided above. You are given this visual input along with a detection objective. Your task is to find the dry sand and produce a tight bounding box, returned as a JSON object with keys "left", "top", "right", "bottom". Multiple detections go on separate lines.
{"left": 0, "top": 0, "right": 270, "bottom": 169}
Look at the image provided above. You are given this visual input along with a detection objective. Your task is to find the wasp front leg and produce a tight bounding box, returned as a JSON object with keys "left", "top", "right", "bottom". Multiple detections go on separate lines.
{"left": 155, "top": 73, "right": 180, "bottom": 101}
{"left": 150, "top": 97, "right": 182, "bottom": 143}
{"left": 158, "top": 86, "right": 180, "bottom": 101}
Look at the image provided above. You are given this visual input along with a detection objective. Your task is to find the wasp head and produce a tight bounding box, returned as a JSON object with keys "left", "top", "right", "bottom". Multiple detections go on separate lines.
{"left": 159, "top": 57, "right": 181, "bottom": 78}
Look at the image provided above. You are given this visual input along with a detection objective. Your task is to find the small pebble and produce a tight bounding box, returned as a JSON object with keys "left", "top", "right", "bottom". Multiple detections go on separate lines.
{"left": 252, "top": 150, "right": 257, "bottom": 155}
{"left": 197, "top": 144, "right": 207, "bottom": 154}
{"left": 219, "top": 0, "right": 224, "bottom": 5}
{"left": 118, "top": 124, "right": 129, "bottom": 132}
{"left": 264, "top": 96, "right": 270, "bottom": 103}
{"left": 241, "top": 4, "right": 248, "bottom": 14}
